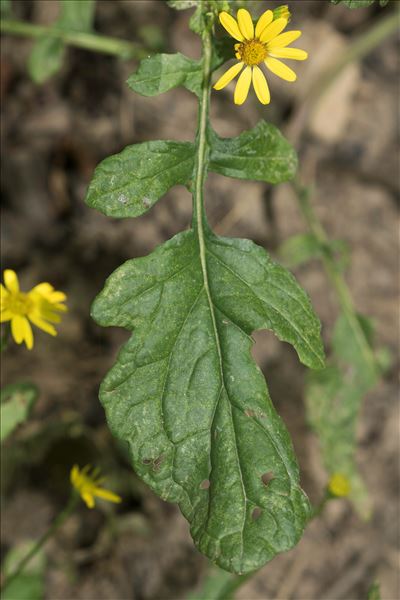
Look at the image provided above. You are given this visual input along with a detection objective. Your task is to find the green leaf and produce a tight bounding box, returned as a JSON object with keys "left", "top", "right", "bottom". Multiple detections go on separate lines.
{"left": 208, "top": 121, "right": 298, "bottom": 184}
{"left": 2, "top": 541, "right": 46, "bottom": 600}
{"left": 167, "top": 0, "right": 199, "bottom": 9}
{"left": 278, "top": 233, "right": 350, "bottom": 270}
{"left": 278, "top": 233, "right": 322, "bottom": 268}
{"left": 28, "top": 0, "right": 95, "bottom": 84}
{"left": 85, "top": 140, "right": 195, "bottom": 218}
{"left": 92, "top": 228, "right": 324, "bottom": 573}
{"left": 0, "top": 0, "right": 11, "bottom": 17}
{"left": 1, "top": 383, "right": 39, "bottom": 442}
{"left": 367, "top": 581, "right": 381, "bottom": 600}
{"left": 28, "top": 37, "right": 66, "bottom": 84}
{"left": 127, "top": 53, "right": 203, "bottom": 98}
{"left": 58, "top": 0, "right": 96, "bottom": 31}
{"left": 305, "top": 312, "right": 380, "bottom": 517}
{"left": 330, "top": 0, "right": 385, "bottom": 8}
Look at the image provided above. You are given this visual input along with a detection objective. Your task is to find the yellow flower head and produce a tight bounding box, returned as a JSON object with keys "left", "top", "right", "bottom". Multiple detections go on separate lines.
{"left": 214, "top": 6, "right": 308, "bottom": 105}
{"left": 328, "top": 473, "right": 351, "bottom": 498}
{"left": 0, "top": 269, "right": 67, "bottom": 350}
{"left": 70, "top": 464, "right": 122, "bottom": 509}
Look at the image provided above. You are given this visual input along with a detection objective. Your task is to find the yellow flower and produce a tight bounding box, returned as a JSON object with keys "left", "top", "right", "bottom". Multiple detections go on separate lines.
{"left": 70, "top": 465, "right": 122, "bottom": 509}
{"left": 0, "top": 269, "right": 67, "bottom": 349}
{"left": 328, "top": 473, "right": 351, "bottom": 497}
{"left": 214, "top": 6, "right": 308, "bottom": 105}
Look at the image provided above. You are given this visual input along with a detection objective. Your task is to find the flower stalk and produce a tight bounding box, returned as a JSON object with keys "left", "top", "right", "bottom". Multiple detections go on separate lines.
{"left": 0, "top": 19, "right": 147, "bottom": 60}
{"left": 1, "top": 493, "right": 79, "bottom": 593}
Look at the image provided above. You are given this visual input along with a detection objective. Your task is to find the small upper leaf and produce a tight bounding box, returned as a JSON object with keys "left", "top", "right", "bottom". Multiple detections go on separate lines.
{"left": 27, "top": 0, "right": 95, "bottom": 84}
{"left": 85, "top": 140, "right": 195, "bottom": 218}
{"left": 208, "top": 121, "right": 298, "bottom": 184}
{"left": 127, "top": 53, "right": 203, "bottom": 98}
{"left": 92, "top": 228, "right": 324, "bottom": 573}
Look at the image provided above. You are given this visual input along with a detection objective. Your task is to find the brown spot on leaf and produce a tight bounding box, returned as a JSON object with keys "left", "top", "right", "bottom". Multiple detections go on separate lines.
{"left": 244, "top": 409, "right": 256, "bottom": 417}
{"left": 261, "top": 472, "right": 274, "bottom": 486}
{"left": 152, "top": 455, "right": 164, "bottom": 471}
{"left": 200, "top": 479, "right": 210, "bottom": 490}
{"left": 252, "top": 507, "right": 262, "bottom": 521}
{"left": 142, "top": 458, "right": 152, "bottom": 465}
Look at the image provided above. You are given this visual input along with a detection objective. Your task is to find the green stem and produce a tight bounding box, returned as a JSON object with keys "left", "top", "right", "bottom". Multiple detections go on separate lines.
{"left": 0, "top": 19, "right": 147, "bottom": 60}
{"left": 217, "top": 572, "right": 254, "bottom": 600}
{"left": 293, "top": 183, "right": 378, "bottom": 374}
{"left": 1, "top": 493, "right": 79, "bottom": 592}
{"left": 308, "top": 7, "right": 399, "bottom": 104}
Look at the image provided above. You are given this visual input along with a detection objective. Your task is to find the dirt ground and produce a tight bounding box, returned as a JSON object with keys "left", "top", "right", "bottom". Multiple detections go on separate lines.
{"left": 1, "top": 1, "right": 399, "bottom": 599}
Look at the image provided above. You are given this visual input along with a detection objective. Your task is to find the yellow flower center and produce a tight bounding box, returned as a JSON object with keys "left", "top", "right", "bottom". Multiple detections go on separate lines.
{"left": 6, "top": 292, "right": 32, "bottom": 316}
{"left": 237, "top": 39, "right": 268, "bottom": 66}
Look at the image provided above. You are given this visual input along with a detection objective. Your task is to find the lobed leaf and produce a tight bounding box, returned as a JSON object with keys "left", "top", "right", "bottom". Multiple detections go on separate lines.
{"left": 92, "top": 228, "right": 324, "bottom": 573}
{"left": 127, "top": 53, "right": 203, "bottom": 98}
{"left": 208, "top": 121, "right": 298, "bottom": 185}
{"left": 85, "top": 140, "right": 195, "bottom": 218}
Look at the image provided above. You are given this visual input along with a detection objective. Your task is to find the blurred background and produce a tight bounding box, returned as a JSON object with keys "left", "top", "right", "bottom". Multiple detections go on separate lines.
{"left": 1, "top": 1, "right": 399, "bottom": 599}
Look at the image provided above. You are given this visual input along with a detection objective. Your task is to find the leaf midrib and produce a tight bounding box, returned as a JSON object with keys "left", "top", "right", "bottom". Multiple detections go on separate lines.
{"left": 193, "top": 31, "right": 246, "bottom": 563}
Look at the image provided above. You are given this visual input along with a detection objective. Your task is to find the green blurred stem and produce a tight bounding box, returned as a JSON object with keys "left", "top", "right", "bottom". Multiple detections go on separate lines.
{"left": 293, "top": 183, "right": 378, "bottom": 374}
{"left": 1, "top": 493, "right": 79, "bottom": 592}
{"left": 0, "top": 19, "right": 147, "bottom": 60}
{"left": 308, "top": 7, "right": 399, "bottom": 103}
{"left": 289, "top": 7, "right": 399, "bottom": 141}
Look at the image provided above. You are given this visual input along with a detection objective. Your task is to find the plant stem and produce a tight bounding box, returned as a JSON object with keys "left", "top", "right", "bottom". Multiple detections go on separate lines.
{"left": 309, "top": 7, "right": 399, "bottom": 103}
{"left": 1, "top": 493, "right": 79, "bottom": 592}
{"left": 288, "top": 7, "right": 399, "bottom": 142}
{"left": 0, "top": 19, "right": 147, "bottom": 60}
{"left": 293, "top": 183, "right": 378, "bottom": 374}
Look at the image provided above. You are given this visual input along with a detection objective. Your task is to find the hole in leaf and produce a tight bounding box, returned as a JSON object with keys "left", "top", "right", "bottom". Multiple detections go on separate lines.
{"left": 200, "top": 479, "right": 210, "bottom": 490}
{"left": 252, "top": 507, "right": 262, "bottom": 521}
{"left": 261, "top": 472, "right": 274, "bottom": 486}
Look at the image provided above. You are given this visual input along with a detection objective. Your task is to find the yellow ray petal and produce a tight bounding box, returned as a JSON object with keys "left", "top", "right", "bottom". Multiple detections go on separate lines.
{"left": 255, "top": 10, "right": 273, "bottom": 38}
{"left": 268, "top": 47, "right": 308, "bottom": 60}
{"left": 213, "top": 61, "right": 244, "bottom": 90}
{"left": 11, "top": 315, "right": 33, "bottom": 349}
{"left": 24, "top": 319, "right": 33, "bottom": 349}
{"left": 237, "top": 8, "right": 254, "bottom": 40}
{"left": 82, "top": 491, "right": 95, "bottom": 509}
{"left": 219, "top": 11, "right": 244, "bottom": 42}
{"left": 29, "top": 282, "right": 53, "bottom": 296}
{"left": 0, "top": 283, "right": 9, "bottom": 301}
{"left": 271, "top": 30, "right": 302, "bottom": 48}
{"left": 29, "top": 313, "right": 57, "bottom": 336}
{"left": 252, "top": 66, "right": 270, "bottom": 105}
{"left": 259, "top": 18, "right": 288, "bottom": 43}
{"left": 265, "top": 57, "right": 297, "bottom": 81}
{"left": 93, "top": 487, "right": 122, "bottom": 504}
{"left": 1, "top": 310, "right": 13, "bottom": 322}
{"left": 234, "top": 66, "right": 252, "bottom": 105}
{"left": 49, "top": 291, "right": 67, "bottom": 303}
{"left": 4, "top": 270, "right": 19, "bottom": 294}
